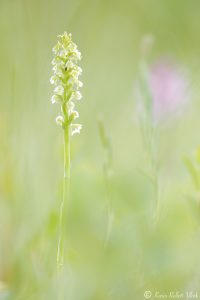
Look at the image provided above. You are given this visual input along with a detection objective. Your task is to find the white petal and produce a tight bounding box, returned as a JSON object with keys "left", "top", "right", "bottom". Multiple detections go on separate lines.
{"left": 71, "top": 124, "right": 82, "bottom": 136}
{"left": 54, "top": 85, "right": 64, "bottom": 96}
{"left": 72, "top": 110, "right": 79, "bottom": 119}
{"left": 73, "top": 91, "right": 82, "bottom": 100}
{"left": 51, "top": 95, "right": 61, "bottom": 104}
{"left": 68, "top": 101, "right": 75, "bottom": 110}
{"left": 50, "top": 76, "right": 57, "bottom": 85}
{"left": 56, "top": 115, "right": 64, "bottom": 127}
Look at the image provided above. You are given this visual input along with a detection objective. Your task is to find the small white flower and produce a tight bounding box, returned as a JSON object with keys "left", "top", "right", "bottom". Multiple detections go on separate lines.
{"left": 73, "top": 91, "right": 82, "bottom": 100}
{"left": 56, "top": 115, "right": 64, "bottom": 127}
{"left": 68, "top": 42, "right": 77, "bottom": 52}
{"left": 52, "top": 42, "right": 60, "bottom": 54}
{"left": 51, "top": 95, "right": 61, "bottom": 104}
{"left": 59, "top": 49, "right": 69, "bottom": 57}
{"left": 75, "top": 50, "right": 81, "bottom": 61}
{"left": 71, "top": 68, "right": 82, "bottom": 79}
{"left": 68, "top": 101, "right": 75, "bottom": 110}
{"left": 52, "top": 58, "right": 64, "bottom": 66}
{"left": 66, "top": 60, "right": 74, "bottom": 69}
{"left": 71, "top": 110, "right": 79, "bottom": 120}
{"left": 71, "top": 124, "right": 82, "bottom": 136}
{"left": 54, "top": 85, "right": 64, "bottom": 96}
{"left": 77, "top": 66, "right": 82, "bottom": 74}
{"left": 52, "top": 65, "right": 63, "bottom": 76}
{"left": 50, "top": 75, "right": 57, "bottom": 85}
{"left": 77, "top": 80, "right": 83, "bottom": 88}
{"left": 68, "top": 101, "right": 79, "bottom": 121}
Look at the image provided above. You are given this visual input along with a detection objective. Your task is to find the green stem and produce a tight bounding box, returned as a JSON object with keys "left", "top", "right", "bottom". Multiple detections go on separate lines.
{"left": 57, "top": 125, "right": 70, "bottom": 269}
{"left": 149, "top": 127, "right": 160, "bottom": 226}
{"left": 103, "top": 169, "right": 113, "bottom": 248}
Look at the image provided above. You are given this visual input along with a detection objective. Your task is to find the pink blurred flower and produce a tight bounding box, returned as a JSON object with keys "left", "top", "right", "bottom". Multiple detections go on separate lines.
{"left": 149, "top": 60, "right": 188, "bottom": 122}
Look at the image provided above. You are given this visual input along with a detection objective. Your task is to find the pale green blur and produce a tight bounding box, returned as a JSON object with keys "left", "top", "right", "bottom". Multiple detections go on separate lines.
{"left": 1, "top": 0, "right": 200, "bottom": 299}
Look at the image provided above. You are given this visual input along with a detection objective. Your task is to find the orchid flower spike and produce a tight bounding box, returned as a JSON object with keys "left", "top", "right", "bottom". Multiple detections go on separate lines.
{"left": 50, "top": 32, "right": 83, "bottom": 136}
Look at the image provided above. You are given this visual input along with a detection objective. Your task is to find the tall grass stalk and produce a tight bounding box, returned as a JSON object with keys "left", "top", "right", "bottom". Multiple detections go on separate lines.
{"left": 138, "top": 60, "right": 161, "bottom": 226}
{"left": 98, "top": 116, "right": 114, "bottom": 247}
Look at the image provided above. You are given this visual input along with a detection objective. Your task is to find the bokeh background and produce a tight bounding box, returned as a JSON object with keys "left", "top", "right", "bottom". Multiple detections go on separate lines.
{"left": 1, "top": 0, "right": 200, "bottom": 299}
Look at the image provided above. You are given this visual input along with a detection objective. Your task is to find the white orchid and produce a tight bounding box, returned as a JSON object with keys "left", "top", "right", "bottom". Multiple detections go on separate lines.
{"left": 50, "top": 32, "right": 83, "bottom": 135}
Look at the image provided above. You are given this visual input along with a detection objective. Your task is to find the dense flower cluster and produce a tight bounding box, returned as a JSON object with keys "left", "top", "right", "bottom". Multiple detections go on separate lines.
{"left": 50, "top": 32, "right": 83, "bottom": 135}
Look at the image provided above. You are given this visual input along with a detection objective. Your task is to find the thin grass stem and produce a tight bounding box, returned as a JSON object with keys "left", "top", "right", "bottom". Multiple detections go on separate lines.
{"left": 57, "top": 126, "right": 70, "bottom": 270}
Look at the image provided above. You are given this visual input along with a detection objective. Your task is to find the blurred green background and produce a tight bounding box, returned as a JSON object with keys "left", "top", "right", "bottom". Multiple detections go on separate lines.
{"left": 1, "top": 0, "right": 200, "bottom": 299}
